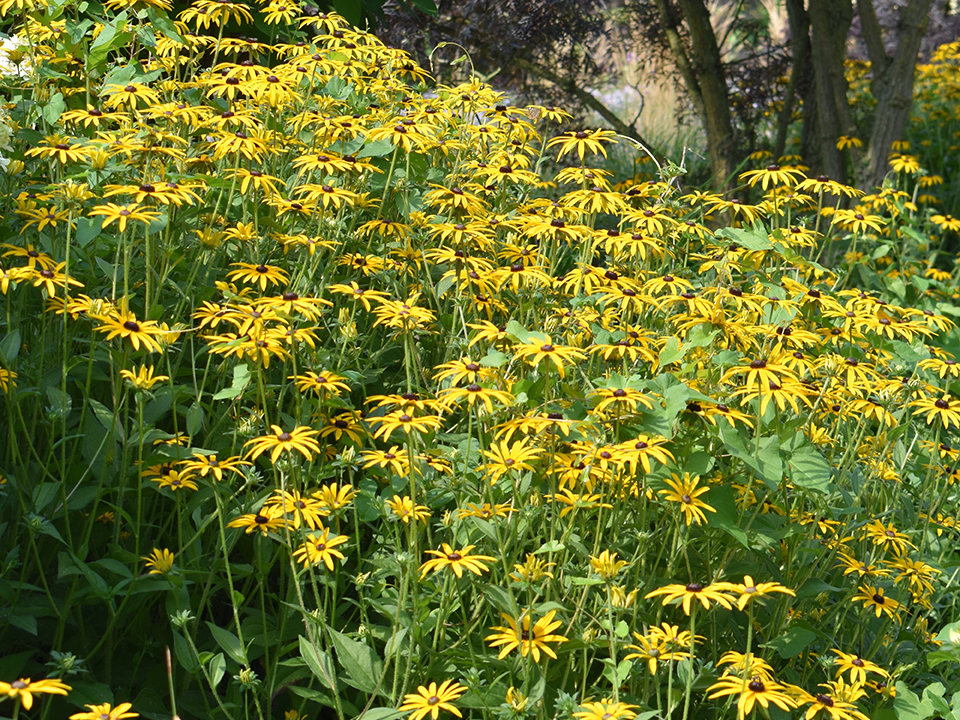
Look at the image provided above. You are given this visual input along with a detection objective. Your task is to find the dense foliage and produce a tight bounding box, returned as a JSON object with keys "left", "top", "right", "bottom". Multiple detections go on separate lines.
{"left": 1, "top": 6, "right": 960, "bottom": 720}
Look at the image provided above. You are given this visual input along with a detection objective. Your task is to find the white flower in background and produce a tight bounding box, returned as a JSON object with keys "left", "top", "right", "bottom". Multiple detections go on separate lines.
{"left": 0, "top": 36, "right": 30, "bottom": 76}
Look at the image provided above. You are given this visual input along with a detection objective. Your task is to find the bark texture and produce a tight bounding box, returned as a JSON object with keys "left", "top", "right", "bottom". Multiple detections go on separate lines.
{"left": 858, "top": 0, "right": 934, "bottom": 188}
{"left": 652, "top": 0, "right": 737, "bottom": 188}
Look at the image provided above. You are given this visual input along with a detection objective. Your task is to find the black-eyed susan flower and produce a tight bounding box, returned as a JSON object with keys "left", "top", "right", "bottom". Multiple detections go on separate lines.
{"left": 851, "top": 585, "right": 901, "bottom": 619}
{"left": 293, "top": 529, "right": 349, "bottom": 570}
{"left": 312, "top": 483, "right": 358, "bottom": 513}
{"left": 439, "top": 383, "right": 513, "bottom": 412}
{"left": 485, "top": 610, "right": 568, "bottom": 662}
{"left": 142, "top": 548, "right": 175, "bottom": 575}
{"left": 419, "top": 544, "right": 496, "bottom": 579}
{"left": 861, "top": 520, "right": 916, "bottom": 555}
{"left": 263, "top": 489, "right": 328, "bottom": 530}
{"left": 94, "top": 307, "right": 166, "bottom": 353}
{"left": 119, "top": 365, "right": 168, "bottom": 391}
{"left": 546, "top": 128, "right": 617, "bottom": 160}
{"left": 180, "top": 454, "right": 250, "bottom": 482}
{"left": 509, "top": 554, "right": 555, "bottom": 583}
{"left": 398, "top": 680, "right": 467, "bottom": 720}
{"left": 659, "top": 473, "right": 716, "bottom": 526}
{"left": 456, "top": 502, "right": 513, "bottom": 520}
{"left": 513, "top": 336, "right": 585, "bottom": 378}
{"left": 290, "top": 370, "right": 349, "bottom": 397}
{"left": 645, "top": 582, "right": 735, "bottom": 615}
{"left": 0, "top": 678, "right": 71, "bottom": 709}
{"left": 385, "top": 495, "right": 430, "bottom": 524}
{"left": 707, "top": 674, "right": 798, "bottom": 719}
{"left": 910, "top": 394, "right": 960, "bottom": 429}
{"left": 589, "top": 550, "right": 628, "bottom": 580}
{"left": 573, "top": 700, "right": 638, "bottom": 720}
{"left": 831, "top": 650, "right": 888, "bottom": 685}
{"left": 226, "top": 263, "right": 289, "bottom": 291}
{"left": 481, "top": 438, "right": 542, "bottom": 483}
{"left": 244, "top": 425, "right": 321, "bottom": 463}
{"left": 739, "top": 163, "right": 804, "bottom": 190}
{"left": 545, "top": 488, "right": 612, "bottom": 517}
{"left": 720, "top": 576, "right": 795, "bottom": 610}
{"left": 69, "top": 702, "right": 138, "bottom": 720}
{"left": 228, "top": 506, "right": 289, "bottom": 535}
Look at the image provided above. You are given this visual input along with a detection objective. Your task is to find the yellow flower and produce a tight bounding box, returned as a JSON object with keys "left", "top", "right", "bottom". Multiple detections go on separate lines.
{"left": 120, "top": 365, "right": 168, "bottom": 391}
{"left": 0, "top": 678, "right": 71, "bottom": 709}
{"left": 659, "top": 473, "right": 716, "bottom": 526}
{"left": 589, "top": 550, "right": 629, "bottom": 580}
{"left": 485, "top": 610, "right": 568, "bottom": 662}
{"left": 573, "top": 700, "right": 638, "bottom": 720}
{"left": 244, "top": 425, "right": 321, "bottom": 463}
{"left": 399, "top": 680, "right": 467, "bottom": 720}
{"left": 707, "top": 675, "right": 798, "bottom": 720}
{"left": 546, "top": 128, "right": 618, "bottom": 160}
{"left": 141, "top": 549, "right": 174, "bottom": 575}
{"left": 720, "top": 576, "right": 795, "bottom": 611}
{"left": 419, "top": 544, "right": 496, "bottom": 579}
{"left": 645, "top": 582, "right": 735, "bottom": 615}
{"left": 293, "top": 529, "right": 349, "bottom": 570}
{"left": 386, "top": 495, "right": 431, "bottom": 524}
{"left": 851, "top": 585, "right": 902, "bottom": 619}
{"left": 70, "top": 702, "right": 138, "bottom": 720}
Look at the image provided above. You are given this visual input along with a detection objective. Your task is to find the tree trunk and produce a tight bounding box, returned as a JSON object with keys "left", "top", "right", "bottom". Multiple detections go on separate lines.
{"left": 807, "top": 0, "right": 856, "bottom": 183}
{"left": 858, "top": 0, "right": 934, "bottom": 188}
{"left": 652, "top": 0, "right": 738, "bottom": 188}
{"left": 775, "top": 0, "right": 814, "bottom": 162}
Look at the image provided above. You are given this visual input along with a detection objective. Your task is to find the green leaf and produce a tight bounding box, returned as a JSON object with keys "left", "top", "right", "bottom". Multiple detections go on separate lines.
{"left": 299, "top": 635, "right": 336, "bottom": 692}
{"left": 89, "top": 399, "right": 123, "bottom": 441}
{"left": 66, "top": 681, "right": 114, "bottom": 708}
{"left": 480, "top": 348, "right": 508, "bottom": 368}
{"left": 0, "top": 330, "right": 21, "bottom": 364}
{"left": 706, "top": 484, "right": 749, "bottom": 548}
{"left": 186, "top": 402, "right": 204, "bottom": 436}
{"left": 173, "top": 632, "right": 198, "bottom": 672}
{"left": 206, "top": 622, "right": 246, "bottom": 664}
{"left": 407, "top": 0, "right": 437, "bottom": 16}
{"left": 42, "top": 92, "right": 65, "bottom": 125}
{"left": 716, "top": 223, "right": 772, "bottom": 251}
{"left": 359, "top": 710, "right": 404, "bottom": 720}
{"left": 329, "top": 628, "right": 383, "bottom": 696}
{"left": 657, "top": 336, "right": 684, "bottom": 366}
{"left": 213, "top": 363, "right": 251, "bottom": 400}
{"left": 8, "top": 613, "right": 37, "bottom": 635}
{"left": 786, "top": 443, "right": 832, "bottom": 493}
{"left": 146, "top": 7, "right": 185, "bottom": 43}
{"left": 76, "top": 217, "right": 102, "bottom": 248}
{"left": 721, "top": 425, "right": 782, "bottom": 490}
{"left": 796, "top": 578, "right": 842, "bottom": 599}
{"left": 88, "top": 13, "right": 130, "bottom": 68}
{"left": 894, "top": 682, "right": 936, "bottom": 720}
{"left": 208, "top": 653, "right": 225, "bottom": 687}
{"left": 763, "top": 625, "right": 816, "bottom": 659}
{"left": 357, "top": 138, "right": 394, "bottom": 158}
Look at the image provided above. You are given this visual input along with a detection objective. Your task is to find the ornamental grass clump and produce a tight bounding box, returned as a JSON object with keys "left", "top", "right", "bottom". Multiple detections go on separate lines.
{"left": 2, "top": 6, "right": 960, "bottom": 720}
